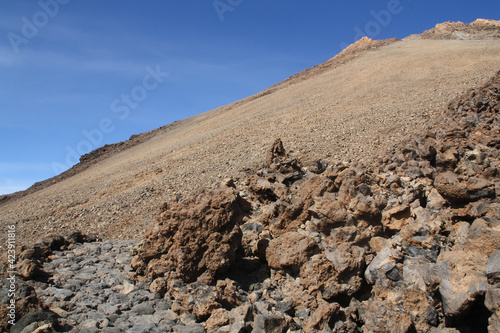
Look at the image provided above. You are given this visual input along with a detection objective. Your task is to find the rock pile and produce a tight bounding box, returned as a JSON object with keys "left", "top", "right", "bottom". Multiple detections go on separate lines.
{"left": 130, "top": 71, "right": 500, "bottom": 332}
{"left": 5, "top": 71, "right": 500, "bottom": 332}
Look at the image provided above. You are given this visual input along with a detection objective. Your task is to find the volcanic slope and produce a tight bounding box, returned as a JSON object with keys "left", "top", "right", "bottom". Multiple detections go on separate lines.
{"left": 1, "top": 20, "right": 500, "bottom": 246}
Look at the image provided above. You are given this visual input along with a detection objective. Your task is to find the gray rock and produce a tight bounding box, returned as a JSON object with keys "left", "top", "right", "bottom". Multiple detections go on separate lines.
{"left": 365, "top": 244, "right": 403, "bottom": 285}
{"left": 158, "top": 309, "right": 179, "bottom": 322}
{"left": 50, "top": 258, "right": 70, "bottom": 266}
{"left": 296, "top": 308, "right": 310, "bottom": 319}
{"left": 254, "top": 314, "right": 288, "bottom": 333}
{"left": 153, "top": 299, "right": 172, "bottom": 311}
{"left": 129, "top": 290, "right": 152, "bottom": 304}
{"left": 228, "top": 304, "right": 253, "bottom": 325}
{"left": 127, "top": 323, "right": 157, "bottom": 333}
{"left": 254, "top": 301, "right": 272, "bottom": 315}
{"left": 487, "top": 249, "right": 500, "bottom": 284}
{"left": 108, "top": 292, "right": 129, "bottom": 305}
{"left": 131, "top": 302, "right": 155, "bottom": 315}
{"left": 114, "top": 317, "right": 133, "bottom": 330}
{"left": 241, "top": 222, "right": 264, "bottom": 233}
{"left": 97, "top": 304, "right": 120, "bottom": 315}
{"left": 173, "top": 324, "right": 206, "bottom": 333}
{"left": 74, "top": 272, "right": 95, "bottom": 281}
{"left": 157, "top": 323, "right": 175, "bottom": 332}
{"left": 485, "top": 285, "right": 500, "bottom": 312}
{"left": 46, "top": 287, "right": 74, "bottom": 301}
{"left": 64, "top": 278, "right": 85, "bottom": 291}
{"left": 102, "top": 242, "right": 114, "bottom": 251}
{"left": 439, "top": 279, "right": 475, "bottom": 318}
{"left": 80, "top": 259, "right": 99, "bottom": 268}
{"left": 381, "top": 261, "right": 402, "bottom": 281}
{"left": 215, "top": 325, "right": 232, "bottom": 333}
{"left": 78, "top": 319, "right": 99, "bottom": 330}
{"left": 79, "top": 328, "right": 100, "bottom": 333}
{"left": 179, "top": 313, "right": 197, "bottom": 325}
{"left": 105, "top": 274, "right": 130, "bottom": 287}
{"left": 102, "top": 328, "right": 122, "bottom": 333}
{"left": 11, "top": 311, "right": 59, "bottom": 333}
{"left": 129, "top": 314, "right": 164, "bottom": 326}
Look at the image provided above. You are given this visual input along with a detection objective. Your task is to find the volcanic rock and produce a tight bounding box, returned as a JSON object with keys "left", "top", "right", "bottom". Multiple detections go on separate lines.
{"left": 131, "top": 188, "right": 250, "bottom": 284}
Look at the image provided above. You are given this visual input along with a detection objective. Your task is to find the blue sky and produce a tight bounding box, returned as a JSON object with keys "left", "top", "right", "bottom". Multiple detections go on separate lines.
{"left": 0, "top": 0, "right": 498, "bottom": 195}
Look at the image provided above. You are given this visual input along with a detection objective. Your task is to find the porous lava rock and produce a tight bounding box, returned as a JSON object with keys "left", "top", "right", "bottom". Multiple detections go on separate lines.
{"left": 131, "top": 187, "right": 250, "bottom": 285}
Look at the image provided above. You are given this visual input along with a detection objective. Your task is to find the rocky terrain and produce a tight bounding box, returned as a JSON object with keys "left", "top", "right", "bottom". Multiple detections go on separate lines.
{"left": 1, "top": 69, "right": 499, "bottom": 332}
{"left": 1, "top": 20, "right": 500, "bottom": 249}
{"left": 406, "top": 19, "right": 500, "bottom": 40}
{"left": 1, "top": 19, "right": 500, "bottom": 333}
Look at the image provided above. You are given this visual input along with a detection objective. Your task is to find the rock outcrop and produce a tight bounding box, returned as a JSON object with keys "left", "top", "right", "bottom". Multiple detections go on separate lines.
{"left": 131, "top": 188, "right": 251, "bottom": 285}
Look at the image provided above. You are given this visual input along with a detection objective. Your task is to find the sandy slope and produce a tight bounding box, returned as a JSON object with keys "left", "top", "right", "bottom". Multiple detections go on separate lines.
{"left": 1, "top": 34, "right": 500, "bottom": 246}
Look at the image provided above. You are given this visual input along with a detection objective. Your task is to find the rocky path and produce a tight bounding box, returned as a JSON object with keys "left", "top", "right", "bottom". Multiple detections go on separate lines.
{"left": 22, "top": 240, "right": 209, "bottom": 333}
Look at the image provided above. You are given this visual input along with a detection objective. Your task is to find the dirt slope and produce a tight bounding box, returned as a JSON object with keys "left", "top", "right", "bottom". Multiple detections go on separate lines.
{"left": 1, "top": 21, "right": 500, "bottom": 246}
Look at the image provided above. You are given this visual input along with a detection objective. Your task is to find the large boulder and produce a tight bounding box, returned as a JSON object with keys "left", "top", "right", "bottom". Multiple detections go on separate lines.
{"left": 131, "top": 188, "right": 250, "bottom": 284}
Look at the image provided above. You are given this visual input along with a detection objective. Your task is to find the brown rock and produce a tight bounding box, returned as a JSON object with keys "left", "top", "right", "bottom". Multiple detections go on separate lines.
{"left": 192, "top": 289, "right": 222, "bottom": 320}
{"left": 216, "top": 279, "right": 242, "bottom": 308}
{"left": 351, "top": 194, "right": 387, "bottom": 222}
{"left": 426, "top": 188, "right": 448, "bottom": 210}
{"left": 246, "top": 175, "right": 288, "bottom": 203}
{"left": 369, "top": 237, "right": 389, "bottom": 254}
{"left": 302, "top": 301, "right": 339, "bottom": 333}
{"left": 18, "top": 246, "right": 47, "bottom": 262}
{"left": 0, "top": 281, "right": 44, "bottom": 332}
{"left": 489, "top": 310, "right": 500, "bottom": 333}
{"left": 359, "top": 285, "right": 434, "bottom": 332}
{"left": 435, "top": 171, "right": 495, "bottom": 204}
{"left": 205, "top": 308, "right": 230, "bottom": 333}
{"left": 299, "top": 175, "right": 337, "bottom": 207}
{"left": 149, "top": 277, "right": 168, "bottom": 296}
{"left": 436, "top": 149, "right": 458, "bottom": 169}
{"left": 359, "top": 290, "right": 415, "bottom": 332}
{"left": 308, "top": 195, "right": 347, "bottom": 231}
{"left": 267, "top": 138, "right": 288, "bottom": 166}
{"left": 133, "top": 188, "right": 250, "bottom": 283}
{"left": 265, "top": 232, "right": 317, "bottom": 272}
{"left": 382, "top": 203, "right": 411, "bottom": 231}
{"left": 17, "top": 259, "right": 41, "bottom": 280}
{"left": 300, "top": 253, "right": 363, "bottom": 299}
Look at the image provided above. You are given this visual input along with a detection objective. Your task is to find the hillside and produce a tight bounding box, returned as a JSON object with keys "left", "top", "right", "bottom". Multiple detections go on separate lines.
{"left": 1, "top": 20, "right": 500, "bottom": 247}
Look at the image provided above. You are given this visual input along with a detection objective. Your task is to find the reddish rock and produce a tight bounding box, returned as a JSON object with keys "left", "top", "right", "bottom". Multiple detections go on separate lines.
{"left": 435, "top": 171, "right": 495, "bottom": 204}
{"left": 266, "top": 232, "right": 317, "bottom": 272}
{"left": 302, "top": 301, "right": 339, "bottom": 333}
{"left": 382, "top": 203, "right": 411, "bottom": 231}
{"left": 132, "top": 188, "right": 250, "bottom": 284}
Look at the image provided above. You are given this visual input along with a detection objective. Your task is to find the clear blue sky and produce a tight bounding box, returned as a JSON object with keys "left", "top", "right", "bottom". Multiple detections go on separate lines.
{"left": 0, "top": 0, "right": 498, "bottom": 195}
